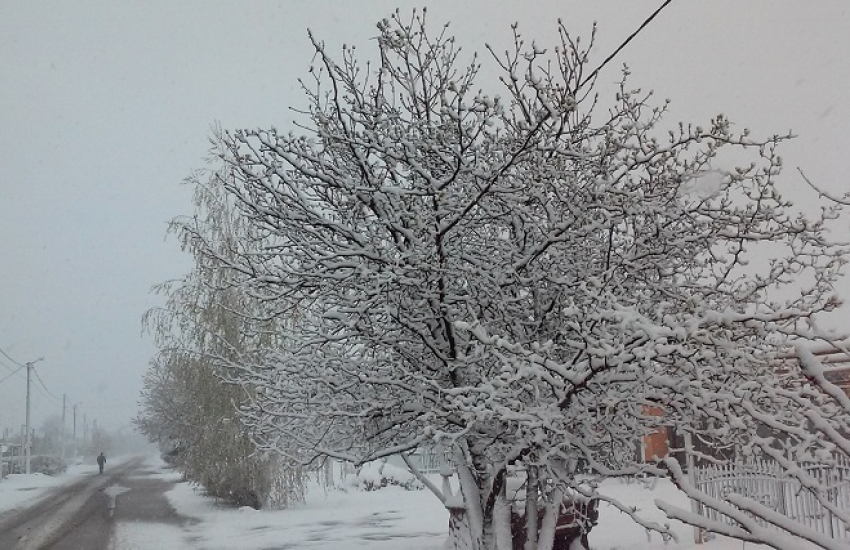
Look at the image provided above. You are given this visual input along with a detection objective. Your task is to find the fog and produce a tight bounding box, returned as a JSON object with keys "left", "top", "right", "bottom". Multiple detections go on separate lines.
{"left": 1, "top": 1, "right": 847, "bottom": 436}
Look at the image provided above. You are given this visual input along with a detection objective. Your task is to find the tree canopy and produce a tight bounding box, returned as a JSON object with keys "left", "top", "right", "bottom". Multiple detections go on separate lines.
{"left": 165, "top": 11, "right": 848, "bottom": 549}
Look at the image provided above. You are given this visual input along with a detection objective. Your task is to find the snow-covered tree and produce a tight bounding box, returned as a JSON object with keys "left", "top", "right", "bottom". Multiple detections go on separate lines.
{"left": 36, "top": 414, "right": 64, "bottom": 455}
{"left": 188, "top": 11, "right": 848, "bottom": 549}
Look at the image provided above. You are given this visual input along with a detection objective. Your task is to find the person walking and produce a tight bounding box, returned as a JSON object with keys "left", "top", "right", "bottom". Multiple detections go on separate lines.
{"left": 97, "top": 452, "right": 106, "bottom": 474}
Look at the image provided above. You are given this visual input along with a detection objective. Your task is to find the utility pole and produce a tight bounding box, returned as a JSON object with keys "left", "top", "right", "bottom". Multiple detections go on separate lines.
{"left": 25, "top": 364, "right": 31, "bottom": 474}
{"left": 60, "top": 394, "right": 67, "bottom": 461}
{"left": 23, "top": 358, "right": 43, "bottom": 475}
{"left": 19, "top": 424, "right": 24, "bottom": 472}
{"left": 73, "top": 403, "right": 79, "bottom": 459}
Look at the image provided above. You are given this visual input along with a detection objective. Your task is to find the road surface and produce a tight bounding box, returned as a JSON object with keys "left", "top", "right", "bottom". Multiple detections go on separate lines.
{"left": 0, "top": 456, "right": 188, "bottom": 550}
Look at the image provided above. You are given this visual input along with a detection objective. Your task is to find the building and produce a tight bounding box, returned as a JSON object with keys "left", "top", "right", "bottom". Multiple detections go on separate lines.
{"left": 640, "top": 342, "right": 850, "bottom": 464}
{"left": 806, "top": 345, "right": 850, "bottom": 396}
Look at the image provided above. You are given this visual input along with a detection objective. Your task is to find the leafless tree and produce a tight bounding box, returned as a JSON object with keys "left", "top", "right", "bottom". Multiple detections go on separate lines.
{"left": 186, "top": 11, "right": 848, "bottom": 549}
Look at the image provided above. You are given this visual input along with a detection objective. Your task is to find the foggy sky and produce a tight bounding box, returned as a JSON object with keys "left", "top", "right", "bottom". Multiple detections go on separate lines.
{"left": 1, "top": 1, "right": 848, "bottom": 434}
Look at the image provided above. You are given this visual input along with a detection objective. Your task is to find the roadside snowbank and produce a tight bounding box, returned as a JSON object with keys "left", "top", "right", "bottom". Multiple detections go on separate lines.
{"left": 0, "top": 461, "right": 97, "bottom": 515}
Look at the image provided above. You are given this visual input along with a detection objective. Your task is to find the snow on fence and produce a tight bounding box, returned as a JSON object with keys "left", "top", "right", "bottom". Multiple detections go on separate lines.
{"left": 384, "top": 446, "right": 450, "bottom": 475}
{"left": 412, "top": 446, "right": 449, "bottom": 474}
{"left": 695, "top": 455, "right": 850, "bottom": 541}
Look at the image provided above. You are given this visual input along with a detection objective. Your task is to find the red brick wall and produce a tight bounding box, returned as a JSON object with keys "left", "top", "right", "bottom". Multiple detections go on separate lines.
{"left": 643, "top": 405, "right": 669, "bottom": 461}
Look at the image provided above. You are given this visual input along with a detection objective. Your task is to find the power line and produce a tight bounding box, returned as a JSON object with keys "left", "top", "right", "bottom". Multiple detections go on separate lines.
{"left": 0, "top": 356, "right": 60, "bottom": 405}
{"left": 33, "top": 366, "right": 61, "bottom": 402}
{"left": 33, "top": 378, "right": 60, "bottom": 403}
{"left": 0, "top": 348, "right": 59, "bottom": 401}
{"left": 33, "top": 382, "right": 60, "bottom": 404}
{"left": 0, "top": 365, "right": 26, "bottom": 386}
{"left": 0, "top": 355, "right": 23, "bottom": 375}
{"left": 578, "top": 0, "right": 676, "bottom": 90}
{"left": 0, "top": 346, "right": 24, "bottom": 368}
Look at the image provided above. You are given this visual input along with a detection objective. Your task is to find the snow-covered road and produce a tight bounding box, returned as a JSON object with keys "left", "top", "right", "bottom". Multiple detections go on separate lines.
{"left": 0, "top": 456, "right": 189, "bottom": 550}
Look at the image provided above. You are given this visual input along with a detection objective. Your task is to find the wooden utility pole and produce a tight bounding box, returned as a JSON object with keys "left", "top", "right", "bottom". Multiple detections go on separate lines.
{"left": 73, "top": 403, "right": 79, "bottom": 459}
{"left": 60, "top": 394, "right": 67, "bottom": 461}
{"left": 22, "top": 357, "right": 43, "bottom": 474}
{"left": 25, "top": 362, "right": 31, "bottom": 474}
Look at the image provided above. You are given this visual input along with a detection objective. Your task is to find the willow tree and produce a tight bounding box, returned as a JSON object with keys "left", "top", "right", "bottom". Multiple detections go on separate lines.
{"left": 138, "top": 148, "right": 305, "bottom": 509}
{"left": 187, "top": 11, "right": 847, "bottom": 549}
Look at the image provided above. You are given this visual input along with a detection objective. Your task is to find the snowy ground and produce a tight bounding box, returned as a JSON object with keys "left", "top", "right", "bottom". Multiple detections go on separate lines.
{"left": 589, "top": 479, "right": 779, "bottom": 550}
{"left": 121, "top": 457, "right": 811, "bottom": 550}
{"left": 0, "top": 456, "right": 823, "bottom": 549}
{"left": 0, "top": 458, "right": 105, "bottom": 514}
{"left": 168, "top": 481, "right": 779, "bottom": 550}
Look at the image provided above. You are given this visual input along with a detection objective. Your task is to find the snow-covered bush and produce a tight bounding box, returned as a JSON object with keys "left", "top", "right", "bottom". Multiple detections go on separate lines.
{"left": 350, "top": 461, "right": 424, "bottom": 492}
{"left": 29, "top": 455, "right": 66, "bottom": 476}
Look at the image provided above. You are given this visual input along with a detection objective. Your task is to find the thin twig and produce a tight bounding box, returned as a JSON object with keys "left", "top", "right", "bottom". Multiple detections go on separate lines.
{"left": 798, "top": 167, "right": 850, "bottom": 205}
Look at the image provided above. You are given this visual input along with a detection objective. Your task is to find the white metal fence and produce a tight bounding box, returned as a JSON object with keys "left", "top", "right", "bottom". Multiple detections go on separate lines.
{"left": 413, "top": 446, "right": 448, "bottom": 474}
{"left": 695, "top": 456, "right": 850, "bottom": 541}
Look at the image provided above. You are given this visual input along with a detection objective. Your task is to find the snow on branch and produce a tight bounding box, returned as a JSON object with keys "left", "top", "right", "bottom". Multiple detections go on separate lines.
{"left": 166, "top": 9, "right": 850, "bottom": 549}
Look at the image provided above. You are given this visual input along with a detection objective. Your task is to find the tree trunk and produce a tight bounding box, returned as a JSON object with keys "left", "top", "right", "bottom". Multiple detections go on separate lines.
{"left": 524, "top": 466, "right": 539, "bottom": 550}
{"left": 536, "top": 490, "right": 563, "bottom": 550}
{"left": 446, "top": 505, "right": 476, "bottom": 550}
{"left": 494, "top": 486, "right": 512, "bottom": 550}
{"left": 449, "top": 452, "right": 485, "bottom": 550}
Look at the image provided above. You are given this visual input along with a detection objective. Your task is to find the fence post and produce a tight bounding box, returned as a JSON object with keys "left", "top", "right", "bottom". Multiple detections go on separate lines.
{"left": 684, "top": 432, "right": 704, "bottom": 544}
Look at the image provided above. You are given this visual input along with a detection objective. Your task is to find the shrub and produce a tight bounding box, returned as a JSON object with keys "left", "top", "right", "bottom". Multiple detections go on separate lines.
{"left": 352, "top": 460, "right": 423, "bottom": 492}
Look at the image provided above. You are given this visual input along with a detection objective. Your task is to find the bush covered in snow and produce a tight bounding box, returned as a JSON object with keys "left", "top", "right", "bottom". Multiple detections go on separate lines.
{"left": 30, "top": 455, "right": 67, "bottom": 476}
{"left": 350, "top": 460, "right": 423, "bottom": 492}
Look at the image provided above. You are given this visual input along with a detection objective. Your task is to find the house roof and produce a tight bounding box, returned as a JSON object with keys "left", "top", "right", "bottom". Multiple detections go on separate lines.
{"left": 774, "top": 342, "right": 850, "bottom": 390}
{"left": 823, "top": 364, "right": 850, "bottom": 386}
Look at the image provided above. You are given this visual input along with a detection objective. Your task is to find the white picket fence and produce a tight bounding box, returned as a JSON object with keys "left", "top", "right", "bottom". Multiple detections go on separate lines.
{"left": 695, "top": 456, "right": 850, "bottom": 541}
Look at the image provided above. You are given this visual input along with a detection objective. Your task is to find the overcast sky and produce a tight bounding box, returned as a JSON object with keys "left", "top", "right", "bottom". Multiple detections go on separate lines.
{"left": 1, "top": 1, "right": 848, "bottom": 435}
